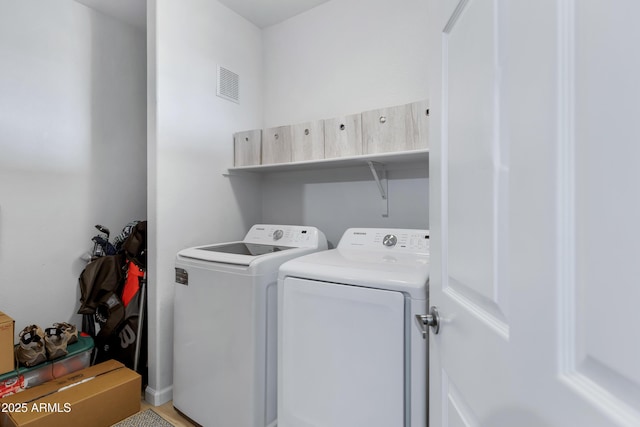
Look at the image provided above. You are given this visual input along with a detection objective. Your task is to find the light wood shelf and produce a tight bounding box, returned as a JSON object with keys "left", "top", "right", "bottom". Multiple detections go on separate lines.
{"left": 226, "top": 149, "right": 428, "bottom": 174}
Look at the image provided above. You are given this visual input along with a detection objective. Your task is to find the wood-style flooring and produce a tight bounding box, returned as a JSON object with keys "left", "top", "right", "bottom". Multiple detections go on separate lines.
{"left": 140, "top": 399, "right": 197, "bottom": 427}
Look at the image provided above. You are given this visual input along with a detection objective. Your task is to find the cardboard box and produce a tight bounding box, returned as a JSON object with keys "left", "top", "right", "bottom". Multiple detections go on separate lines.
{"left": 0, "top": 312, "right": 14, "bottom": 375}
{"left": 0, "top": 360, "right": 140, "bottom": 427}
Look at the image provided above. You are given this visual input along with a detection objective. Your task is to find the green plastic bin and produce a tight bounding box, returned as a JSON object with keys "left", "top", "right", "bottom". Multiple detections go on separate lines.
{"left": 0, "top": 335, "right": 94, "bottom": 396}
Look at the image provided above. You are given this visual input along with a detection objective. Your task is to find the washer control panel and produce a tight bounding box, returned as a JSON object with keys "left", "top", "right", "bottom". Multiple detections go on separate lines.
{"left": 244, "top": 224, "right": 326, "bottom": 248}
{"left": 338, "top": 228, "right": 429, "bottom": 253}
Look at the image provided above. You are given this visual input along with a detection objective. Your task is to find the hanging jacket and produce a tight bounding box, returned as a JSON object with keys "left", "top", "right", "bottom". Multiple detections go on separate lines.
{"left": 77, "top": 253, "right": 126, "bottom": 315}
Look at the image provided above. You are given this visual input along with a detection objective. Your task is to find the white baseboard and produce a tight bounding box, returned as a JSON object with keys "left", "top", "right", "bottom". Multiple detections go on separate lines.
{"left": 144, "top": 384, "right": 173, "bottom": 406}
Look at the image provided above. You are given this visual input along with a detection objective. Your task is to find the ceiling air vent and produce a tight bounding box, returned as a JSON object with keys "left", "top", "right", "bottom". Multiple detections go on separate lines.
{"left": 217, "top": 66, "right": 239, "bottom": 103}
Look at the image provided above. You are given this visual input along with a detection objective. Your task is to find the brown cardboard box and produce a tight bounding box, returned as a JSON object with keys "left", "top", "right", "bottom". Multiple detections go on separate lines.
{"left": 0, "top": 312, "right": 14, "bottom": 375}
{"left": 0, "top": 360, "right": 140, "bottom": 427}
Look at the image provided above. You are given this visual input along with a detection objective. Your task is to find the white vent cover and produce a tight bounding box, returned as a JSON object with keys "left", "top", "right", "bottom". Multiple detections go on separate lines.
{"left": 217, "top": 66, "right": 239, "bottom": 103}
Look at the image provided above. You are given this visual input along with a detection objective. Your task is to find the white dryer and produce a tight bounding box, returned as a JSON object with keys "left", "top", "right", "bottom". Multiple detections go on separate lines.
{"left": 277, "top": 228, "right": 430, "bottom": 427}
{"left": 174, "top": 224, "right": 327, "bottom": 427}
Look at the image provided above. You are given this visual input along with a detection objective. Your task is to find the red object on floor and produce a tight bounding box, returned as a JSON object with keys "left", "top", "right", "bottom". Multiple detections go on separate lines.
{"left": 121, "top": 262, "right": 143, "bottom": 307}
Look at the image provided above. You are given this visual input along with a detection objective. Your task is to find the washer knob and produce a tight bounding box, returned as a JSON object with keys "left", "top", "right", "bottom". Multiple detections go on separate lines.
{"left": 273, "top": 229, "right": 284, "bottom": 240}
{"left": 383, "top": 234, "right": 397, "bottom": 247}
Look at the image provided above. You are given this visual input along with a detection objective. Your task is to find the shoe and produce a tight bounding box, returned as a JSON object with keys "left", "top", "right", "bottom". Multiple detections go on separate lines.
{"left": 44, "top": 322, "right": 78, "bottom": 360}
{"left": 53, "top": 322, "right": 78, "bottom": 345}
{"left": 15, "top": 325, "right": 46, "bottom": 367}
{"left": 44, "top": 329, "right": 69, "bottom": 361}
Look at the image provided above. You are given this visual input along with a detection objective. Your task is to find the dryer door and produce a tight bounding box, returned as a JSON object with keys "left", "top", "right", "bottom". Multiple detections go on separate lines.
{"left": 279, "top": 277, "right": 406, "bottom": 427}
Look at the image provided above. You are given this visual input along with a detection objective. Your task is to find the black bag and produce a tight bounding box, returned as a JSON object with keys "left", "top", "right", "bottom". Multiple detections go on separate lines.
{"left": 94, "top": 288, "right": 145, "bottom": 370}
{"left": 78, "top": 220, "right": 147, "bottom": 372}
{"left": 123, "top": 221, "right": 147, "bottom": 268}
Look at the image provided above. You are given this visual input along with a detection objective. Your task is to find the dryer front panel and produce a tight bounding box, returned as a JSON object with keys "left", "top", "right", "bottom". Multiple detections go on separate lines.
{"left": 279, "top": 277, "right": 405, "bottom": 427}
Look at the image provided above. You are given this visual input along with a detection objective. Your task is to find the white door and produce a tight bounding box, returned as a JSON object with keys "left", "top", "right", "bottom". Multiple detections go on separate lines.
{"left": 428, "top": 0, "right": 640, "bottom": 426}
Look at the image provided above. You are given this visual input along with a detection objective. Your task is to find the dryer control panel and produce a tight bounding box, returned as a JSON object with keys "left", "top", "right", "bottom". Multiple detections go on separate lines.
{"left": 338, "top": 228, "right": 429, "bottom": 254}
{"left": 244, "top": 224, "right": 327, "bottom": 248}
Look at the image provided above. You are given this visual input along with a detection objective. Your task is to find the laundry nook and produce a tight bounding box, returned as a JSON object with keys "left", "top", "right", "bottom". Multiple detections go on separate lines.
{"left": 1, "top": 0, "right": 638, "bottom": 426}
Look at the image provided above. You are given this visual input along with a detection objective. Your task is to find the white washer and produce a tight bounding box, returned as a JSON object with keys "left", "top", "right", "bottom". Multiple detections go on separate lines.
{"left": 174, "top": 224, "right": 327, "bottom": 427}
{"left": 277, "top": 228, "right": 430, "bottom": 427}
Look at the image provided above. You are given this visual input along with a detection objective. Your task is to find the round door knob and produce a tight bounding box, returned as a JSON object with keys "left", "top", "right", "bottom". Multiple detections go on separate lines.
{"left": 273, "top": 229, "right": 284, "bottom": 240}
{"left": 383, "top": 234, "right": 397, "bottom": 247}
{"left": 416, "top": 306, "right": 440, "bottom": 336}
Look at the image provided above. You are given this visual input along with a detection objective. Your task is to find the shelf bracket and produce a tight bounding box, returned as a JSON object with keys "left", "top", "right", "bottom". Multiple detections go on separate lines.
{"left": 367, "top": 161, "right": 387, "bottom": 199}
{"left": 367, "top": 161, "right": 389, "bottom": 217}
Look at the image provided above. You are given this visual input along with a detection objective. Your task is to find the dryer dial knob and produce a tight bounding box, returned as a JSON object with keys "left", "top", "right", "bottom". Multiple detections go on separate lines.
{"left": 383, "top": 234, "right": 397, "bottom": 247}
{"left": 273, "top": 229, "right": 284, "bottom": 240}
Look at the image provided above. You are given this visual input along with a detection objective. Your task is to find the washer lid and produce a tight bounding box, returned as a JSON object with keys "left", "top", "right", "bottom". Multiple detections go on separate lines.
{"left": 176, "top": 225, "right": 328, "bottom": 267}
{"left": 178, "top": 242, "right": 287, "bottom": 266}
{"left": 278, "top": 248, "right": 429, "bottom": 299}
{"left": 199, "top": 242, "right": 294, "bottom": 256}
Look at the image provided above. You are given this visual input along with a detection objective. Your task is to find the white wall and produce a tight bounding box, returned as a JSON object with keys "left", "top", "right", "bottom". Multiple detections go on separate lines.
{"left": 263, "top": 0, "right": 430, "bottom": 127}
{"left": 147, "top": 0, "right": 263, "bottom": 405}
{"left": 262, "top": 165, "right": 428, "bottom": 246}
{"left": 261, "top": 0, "right": 430, "bottom": 245}
{"left": 0, "top": 1, "right": 146, "bottom": 340}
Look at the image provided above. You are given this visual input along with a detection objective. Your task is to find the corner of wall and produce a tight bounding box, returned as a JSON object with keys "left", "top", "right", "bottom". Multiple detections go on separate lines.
{"left": 144, "top": 384, "right": 173, "bottom": 406}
